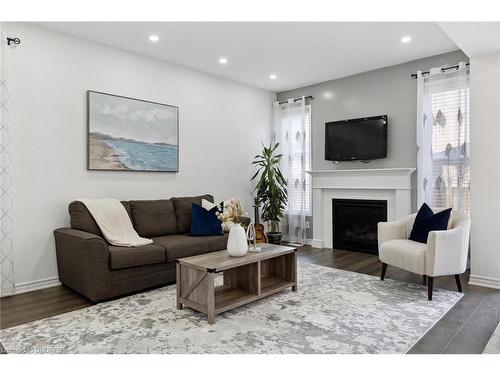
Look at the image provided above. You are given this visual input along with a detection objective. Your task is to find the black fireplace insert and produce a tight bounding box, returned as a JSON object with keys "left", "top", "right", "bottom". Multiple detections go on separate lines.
{"left": 332, "top": 199, "right": 387, "bottom": 254}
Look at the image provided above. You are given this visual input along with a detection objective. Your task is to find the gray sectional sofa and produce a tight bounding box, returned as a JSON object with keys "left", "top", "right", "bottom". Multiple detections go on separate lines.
{"left": 54, "top": 194, "right": 249, "bottom": 302}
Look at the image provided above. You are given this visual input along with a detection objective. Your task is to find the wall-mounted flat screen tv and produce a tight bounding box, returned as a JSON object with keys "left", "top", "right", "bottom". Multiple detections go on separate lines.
{"left": 325, "top": 115, "right": 388, "bottom": 161}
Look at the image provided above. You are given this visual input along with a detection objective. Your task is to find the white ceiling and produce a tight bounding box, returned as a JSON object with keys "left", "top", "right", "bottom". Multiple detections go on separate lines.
{"left": 439, "top": 22, "right": 500, "bottom": 57}
{"left": 36, "top": 22, "right": 458, "bottom": 92}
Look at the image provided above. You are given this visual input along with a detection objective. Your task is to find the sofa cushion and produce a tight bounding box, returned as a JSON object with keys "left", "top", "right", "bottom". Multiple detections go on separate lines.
{"left": 153, "top": 234, "right": 212, "bottom": 262}
{"left": 172, "top": 195, "right": 214, "bottom": 234}
{"left": 129, "top": 199, "right": 177, "bottom": 237}
{"left": 122, "top": 201, "right": 132, "bottom": 221}
{"left": 69, "top": 200, "right": 132, "bottom": 236}
{"left": 109, "top": 244, "right": 166, "bottom": 270}
{"left": 379, "top": 239, "right": 427, "bottom": 275}
{"left": 207, "top": 232, "right": 229, "bottom": 252}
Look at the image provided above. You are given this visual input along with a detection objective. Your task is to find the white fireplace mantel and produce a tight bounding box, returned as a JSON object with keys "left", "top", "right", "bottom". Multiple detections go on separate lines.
{"left": 306, "top": 168, "right": 416, "bottom": 249}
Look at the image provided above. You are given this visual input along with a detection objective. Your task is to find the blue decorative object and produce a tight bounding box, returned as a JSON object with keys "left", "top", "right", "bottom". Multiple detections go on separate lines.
{"left": 189, "top": 203, "right": 223, "bottom": 236}
{"left": 409, "top": 203, "right": 452, "bottom": 244}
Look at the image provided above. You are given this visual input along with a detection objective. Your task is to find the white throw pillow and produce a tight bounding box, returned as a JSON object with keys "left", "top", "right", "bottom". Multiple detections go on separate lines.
{"left": 201, "top": 197, "right": 239, "bottom": 232}
{"left": 201, "top": 199, "right": 217, "bottom": 211}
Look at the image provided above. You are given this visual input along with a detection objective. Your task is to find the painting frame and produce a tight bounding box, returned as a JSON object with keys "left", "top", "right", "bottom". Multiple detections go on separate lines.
{"left": 87, "top": 90, "right": 179, "bottom": 173}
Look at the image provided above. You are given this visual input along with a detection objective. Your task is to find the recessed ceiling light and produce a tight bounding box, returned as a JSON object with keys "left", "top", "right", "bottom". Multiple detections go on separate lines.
{"left": 269, "top": 74, "right": 277, "bottom": 80}
{"left": 149, "top": 35, "right": 160, "bottom": 43}
{"left": 401, "top": 36, "right": 412, "bottom": 44}
{"left": 219, "top": 57, "right": 228, "bottom": 65}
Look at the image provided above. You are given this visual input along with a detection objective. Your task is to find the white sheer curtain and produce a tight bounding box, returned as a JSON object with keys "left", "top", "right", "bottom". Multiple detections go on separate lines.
{"left": 417, "top": 61, "right": 470, "bottom": 214}
{"left": 273, "top": 97, "right": 311, "bottom": 245}
{"left": 1, "top": 25, "right": 15, "bottom": 296}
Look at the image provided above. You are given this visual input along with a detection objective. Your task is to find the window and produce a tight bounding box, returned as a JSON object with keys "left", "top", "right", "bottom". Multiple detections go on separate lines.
{"left": 417, "top": 64, "right": 470, "bottom": 214}
{"left": 273, "top": 98, "right": 312, "bottom": 244}
{"left": 282, "top": 104, "right": 312, "bottom": 214}
{"left": 430, "top": 87, "right": 470, "bottom": 213}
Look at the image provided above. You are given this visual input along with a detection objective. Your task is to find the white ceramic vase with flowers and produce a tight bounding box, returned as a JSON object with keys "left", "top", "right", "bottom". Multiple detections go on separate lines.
{"left": 216, "top": 199, "right": 248, "bottom": 257}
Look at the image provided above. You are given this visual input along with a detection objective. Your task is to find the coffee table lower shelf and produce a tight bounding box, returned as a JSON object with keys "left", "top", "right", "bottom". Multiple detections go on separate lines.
{"left": 214, "top": 276, "right": 295, "bottom": 315}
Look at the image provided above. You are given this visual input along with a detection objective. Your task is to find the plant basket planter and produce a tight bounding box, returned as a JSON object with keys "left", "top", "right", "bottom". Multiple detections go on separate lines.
{"left": 266, "top": 232, "right": 282, "bottom": 245}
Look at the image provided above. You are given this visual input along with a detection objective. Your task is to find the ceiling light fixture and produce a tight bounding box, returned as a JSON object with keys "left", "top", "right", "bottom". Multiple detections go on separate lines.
{"left": 149, "top": 35, "right": 160, "bottom": 43}
{"left": 269, "top": 74, "right": 277, "bottom": 80}
{"left": 219, "top": 57, "right": 228, "bottom": 64}
{"left": 401, "top": 36, "right": 412, "bottom": 44}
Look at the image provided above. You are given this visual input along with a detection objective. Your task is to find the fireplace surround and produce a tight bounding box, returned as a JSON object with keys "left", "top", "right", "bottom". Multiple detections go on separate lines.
{"left": 332, "top": 199, "right": 387, "bottom": 254}
{"left": 307, "top": 168, "right": 416, "bottom": 249}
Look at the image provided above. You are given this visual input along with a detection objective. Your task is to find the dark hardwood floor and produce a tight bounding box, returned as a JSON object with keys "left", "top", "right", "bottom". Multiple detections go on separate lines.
{"left": 1, "top": 246, "right": 499, "bottom": 354}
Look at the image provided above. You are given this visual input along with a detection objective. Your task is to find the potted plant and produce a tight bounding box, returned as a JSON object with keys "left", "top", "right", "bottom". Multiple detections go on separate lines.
{"left": 251, "top": 141, "right": 288, "bottom": 244}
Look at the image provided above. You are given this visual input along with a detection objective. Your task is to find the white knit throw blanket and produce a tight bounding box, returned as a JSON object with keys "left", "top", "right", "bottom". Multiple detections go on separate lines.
{"left": 78, "top": 199, "right": 153, "bottom": 247}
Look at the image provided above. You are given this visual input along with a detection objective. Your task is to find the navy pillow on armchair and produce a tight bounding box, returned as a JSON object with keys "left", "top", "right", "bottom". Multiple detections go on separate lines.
{"left": 409, "top": 203, "right": 452, "bottom": 244}
{"left": 189, "top": 203, "right": 223, "bottom": 236}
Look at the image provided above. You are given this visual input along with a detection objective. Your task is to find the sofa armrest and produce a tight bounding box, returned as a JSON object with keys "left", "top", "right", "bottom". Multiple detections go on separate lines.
{"left": 426, "top": 227, "right": 467, "bottom": 277}
{"left": 377, "top": 213, "right": 417, "bottom": 248}
{"left": 377, "top": 218, "right": 406, "bottom": 247}
{"left": 54, "top": 228, "right": 107, "bottom": 242}
{"left": 54, "top": 228, "right": 111, "bottom": 302}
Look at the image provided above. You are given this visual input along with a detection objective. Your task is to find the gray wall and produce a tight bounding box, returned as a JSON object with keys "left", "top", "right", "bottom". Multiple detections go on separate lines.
{"left": 278, "top": 50, "right": 468, "bottom": 237}
{"left": 277, "top": 50, "right": 469, "bottom": 173}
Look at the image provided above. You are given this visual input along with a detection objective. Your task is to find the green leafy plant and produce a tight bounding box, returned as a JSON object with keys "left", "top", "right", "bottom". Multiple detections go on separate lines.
{"left": 251, "top": 141, "right": 288, "bottom": 233}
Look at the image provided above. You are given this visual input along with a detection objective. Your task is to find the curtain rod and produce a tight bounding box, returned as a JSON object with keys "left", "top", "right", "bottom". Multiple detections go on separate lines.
{"left": 277, "top": 95, "right": 313, "bottom": 105}
{"left": 410, "top": 63, "right": 470, "bottom": 79}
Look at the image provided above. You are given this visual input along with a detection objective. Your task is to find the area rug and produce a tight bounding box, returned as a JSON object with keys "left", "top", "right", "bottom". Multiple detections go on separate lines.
{"left": 0, "top": 264, "right": 462, "bottom": 354}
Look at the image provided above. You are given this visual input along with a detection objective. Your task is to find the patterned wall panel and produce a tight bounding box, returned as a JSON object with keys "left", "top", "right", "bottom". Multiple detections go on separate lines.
{"left": 0, "top": 31, "right": 15, "bottom": 296}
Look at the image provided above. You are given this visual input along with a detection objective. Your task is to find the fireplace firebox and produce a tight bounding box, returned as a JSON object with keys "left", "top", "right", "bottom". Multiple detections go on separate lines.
{"left": 332, "top": 199, "right": 387, "bottom": 254}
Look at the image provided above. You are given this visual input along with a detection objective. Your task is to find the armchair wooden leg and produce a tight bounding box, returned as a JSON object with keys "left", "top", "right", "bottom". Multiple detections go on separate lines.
{"left": 381, "top": 263, "right": 387, "bottom": 280}
{"left": 427, "top": 276, "right": 434, "bottom": 301}
{"left": 455, "top": 274, "right": 463, "bottom": 292}
{"left": 423, "top": 275, "right": 427, "bottom": 285}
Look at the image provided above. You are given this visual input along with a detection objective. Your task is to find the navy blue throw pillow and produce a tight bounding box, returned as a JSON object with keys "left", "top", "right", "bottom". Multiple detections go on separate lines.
{"left": 409, "top": 203, "right": 452, "bottom": 243}
{"left": 189, "top": 203, "right": 223, "bottom": 236}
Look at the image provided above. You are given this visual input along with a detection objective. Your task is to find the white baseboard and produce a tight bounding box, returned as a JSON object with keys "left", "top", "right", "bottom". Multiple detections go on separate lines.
{"left": 310, "top": 239, "right": 324, "bottom": 249}
{"left": 469, "top": 274, "right": 500, "bottom": 290}
{"left": 14, "top": 276, "right": 61, "bottom": 295}
{"left": 281, "top": 236, "right": 312, "bottom": 246}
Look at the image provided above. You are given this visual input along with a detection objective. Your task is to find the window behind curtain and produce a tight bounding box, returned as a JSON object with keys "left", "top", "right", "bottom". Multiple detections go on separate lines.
{"left": 430, "top": 87, "right": 470, "bottom": 213}
{"left": 282, "top": 105, "right": 312, "bottom": 214}
{"left": 417, "top": 63, "right": 470, "bottom": 215}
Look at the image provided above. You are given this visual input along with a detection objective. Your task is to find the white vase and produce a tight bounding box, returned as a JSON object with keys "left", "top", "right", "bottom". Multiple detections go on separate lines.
{"left": 227, "top": 223, "right": 248, "bottom": 257}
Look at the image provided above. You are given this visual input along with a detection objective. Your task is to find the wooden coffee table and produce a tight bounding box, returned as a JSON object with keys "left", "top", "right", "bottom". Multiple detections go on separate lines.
{"left": 176, "top": 244, "right": 297, "bottom": 324}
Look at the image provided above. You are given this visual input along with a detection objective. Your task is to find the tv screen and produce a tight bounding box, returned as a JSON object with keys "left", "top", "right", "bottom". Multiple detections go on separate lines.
{"left": 325, "top": 115, "right": 387, "bottom": 161}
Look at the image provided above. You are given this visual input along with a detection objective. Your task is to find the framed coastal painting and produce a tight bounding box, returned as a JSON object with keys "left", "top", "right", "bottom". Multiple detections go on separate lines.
{"left": 87, "top": 91, "right": 179, "bottom": 172}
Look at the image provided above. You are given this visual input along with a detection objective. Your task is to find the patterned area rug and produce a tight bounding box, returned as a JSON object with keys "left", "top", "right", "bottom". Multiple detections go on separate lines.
{"left": 0, "top": 264, "right": 462, "bottom": 354}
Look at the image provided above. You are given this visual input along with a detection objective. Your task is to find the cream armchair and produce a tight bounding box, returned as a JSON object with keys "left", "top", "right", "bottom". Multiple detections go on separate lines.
{"left": 377, "top": 210, "right": 471, "bottom": 300}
